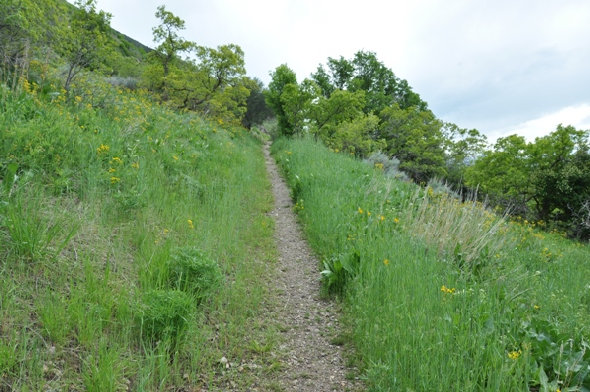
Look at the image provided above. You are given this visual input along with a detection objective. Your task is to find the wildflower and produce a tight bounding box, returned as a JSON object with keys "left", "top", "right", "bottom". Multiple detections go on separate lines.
{"left": 375, "top": 162, "right": 384, "bottom": 170}
{"left": 131, "top": 162, "right": 139, "bottom": 169}
{"left": 173, "top": 155, "right": 179, "bottom": 160}
{"left": 533, "top": 305, "right": 540, "bottom": 310}
{"left": 110, "top": 176, "right": 120, "bottom": 184}
{"left": 187, "top": 219, "right": 194, "bottom": 229}
{"left": 393, "top": 217, "right": 400, "bottom": 224}
{"left": 108, "top": 167, "right": 116, "bottom": 173}
{"left": 358, "top": 207, "right": 364, "bottom": 214}
{"left": 378, "top": 215, "right": 385, "bottom": 222}
{"left": 508, "top": 350, "right": 521, "bottom": 360}
{"left": 383, "top": 259, "right": 390, "bottom": 266}
{"left": 367, "top": 211, "right": 371, "bottom": 216}
{"left": 441, "top": 285, "right": 456, "bottom": 294}
{"left": 111, "top": 156, "right": 122, "bottom": 165}
{"left": 74, "top": 95, "right": 82, "bottom": 103}
{"left": 97, "top": 144, "right": 110, "bottom": 154}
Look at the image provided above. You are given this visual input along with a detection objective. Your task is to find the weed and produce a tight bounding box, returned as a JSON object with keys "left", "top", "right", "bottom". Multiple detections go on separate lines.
{"left": 138, "top": 289, "right": 194, "bottom": 344}
{"left": 167, "top": 246, "right": 222, "bottom": 300}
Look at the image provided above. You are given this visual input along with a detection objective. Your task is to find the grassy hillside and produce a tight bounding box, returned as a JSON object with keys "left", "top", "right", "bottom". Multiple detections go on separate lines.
{"left": 0, "top": 76, "right": 278, "bottom": 390}
{"left": 272, "top": 136, "right": 590, "bottom": 391}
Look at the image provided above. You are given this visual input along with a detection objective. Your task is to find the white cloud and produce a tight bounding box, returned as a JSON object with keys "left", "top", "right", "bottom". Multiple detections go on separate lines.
{"left": 488, "top": 104, "right": 590, "bottom": 144}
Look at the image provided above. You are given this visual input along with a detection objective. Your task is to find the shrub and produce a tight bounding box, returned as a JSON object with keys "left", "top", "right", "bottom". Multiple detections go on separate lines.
{"left": 364, "top": 151, "right": 409, "bottom": 181}
{"left": 167, "top": 247, "right": 222, "bottom": 300}
{"left": 138, "top": 289, "right": 193, "bottom": 343}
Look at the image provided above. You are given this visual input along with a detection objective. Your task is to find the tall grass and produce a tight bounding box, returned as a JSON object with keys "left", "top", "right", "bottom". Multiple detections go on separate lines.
{"left": 272, "top": 135, "right": 590, "bottom": 391}
{"left": 0, "top": 76, "right": 277, "bottom": 390}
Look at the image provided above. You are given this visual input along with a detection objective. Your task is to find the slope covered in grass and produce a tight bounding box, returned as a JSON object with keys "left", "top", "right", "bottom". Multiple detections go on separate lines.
{"left": 0, "top": 80, "right": 277, "bottom": 390}
{"left": 272, "top": 136, "right": 590, "bottom": 391}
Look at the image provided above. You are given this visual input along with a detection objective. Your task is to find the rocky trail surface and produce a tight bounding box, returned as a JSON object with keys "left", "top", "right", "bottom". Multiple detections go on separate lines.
{"left": 262, "top": 143, "right": 360, "bottom": 392}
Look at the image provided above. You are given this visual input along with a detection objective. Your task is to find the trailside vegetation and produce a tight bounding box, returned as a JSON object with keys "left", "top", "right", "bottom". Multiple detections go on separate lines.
{"left": 0, "top": 1, "right": 279, "bottom": 390}
{"left": 272, "top": 136, "right": 590, "bottom": 391}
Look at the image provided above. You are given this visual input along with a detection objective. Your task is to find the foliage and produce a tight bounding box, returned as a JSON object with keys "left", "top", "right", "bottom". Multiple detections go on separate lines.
{"left": 138, "top": 289, "right": 194, "bottom": 343}
{"left": 465, "top": 125, "right": 590, "bottom": 239}
{"left": 265, "top": 64, "right": 297, "bottom": 135}
{"left": 378, "top": 104, "right": 447, "bottom": 183}
{"left": 167, "top": 247, "right": 222, "bottom": 299}
{"left": 0, "top": 78, "right": 277, "bottom": 390}
{"left": 242, "top": 77, "right": 273, "bottom": 128}
{"left": 311, "top": 51, "right": 427, "bottom": 112}
{"left": 59, "top": 0, "right": 113, "bottom": 92}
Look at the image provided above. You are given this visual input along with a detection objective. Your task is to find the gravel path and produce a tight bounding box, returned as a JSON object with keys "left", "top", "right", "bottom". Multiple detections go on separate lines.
{"left": 264, "top": 144, "right": 360, "bottom": 392}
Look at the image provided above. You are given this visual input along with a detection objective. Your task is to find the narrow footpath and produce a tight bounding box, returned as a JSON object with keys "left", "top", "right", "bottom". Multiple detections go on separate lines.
{"left": 263, "top": 144, "right": 360, "bottom": 392}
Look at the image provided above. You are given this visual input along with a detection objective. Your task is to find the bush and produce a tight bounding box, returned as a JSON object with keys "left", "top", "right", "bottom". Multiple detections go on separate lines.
{"left": 364, "top": 151, "right": 409, "bottom": 181}
{"left": 167, "top": 247, "right": 222, "bottom": 300}
{"left": 138, "top": 289, "right": 193, "bottom": 343}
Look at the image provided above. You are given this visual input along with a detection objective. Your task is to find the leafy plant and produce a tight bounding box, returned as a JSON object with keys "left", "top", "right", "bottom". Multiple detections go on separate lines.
{"left": 167, "top": 246, "right": 222, "bottom": 300}
{"left": 138, "top": 289, "right": 193, "bottom": 343}
{"left": 321, "top": 250, "right": 361, "bottom": 295}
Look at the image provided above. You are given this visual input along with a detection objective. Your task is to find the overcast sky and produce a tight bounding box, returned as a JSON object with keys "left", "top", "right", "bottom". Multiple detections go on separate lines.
{"left": 87, "top": 0, "right": 590, "bottom": 143}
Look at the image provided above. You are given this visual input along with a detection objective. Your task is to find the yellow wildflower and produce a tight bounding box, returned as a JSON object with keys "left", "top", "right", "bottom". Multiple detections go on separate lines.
{"left": 108, "top": 167, "right": 116, "bottom": 173}
{"left": 508, "top": 350, "right": 521, "bottom": 360}
{"left": 393, "top": 218, "right": 400, "bottom": 224}
{"left": 97, "top": 144, "right": 110, "bottom": 154}
{"left": 131, "top": 162, "right": 139, "bottom": 169}
{"left": 358, "top": 207, "right": 364, "bottom": 214}
{"left": 173, "top": 155, "right": 179, "bottom": 160}
{"left": 441, "top": 285, "right": 456, "bottom": 294}
{"left": 187, "top": 219, "right": 194, "bottom": 229}
{"left": 378, "top": 215, "right": 385, "bottom": 222}
{"left": 110, "top": 176, "right": 120, "bottom": 184}
{"left": 383, "top": 259, "right": 390, "bottom": 266}
{"left": 111, "top": 156, "right": 122, "bottom": 165}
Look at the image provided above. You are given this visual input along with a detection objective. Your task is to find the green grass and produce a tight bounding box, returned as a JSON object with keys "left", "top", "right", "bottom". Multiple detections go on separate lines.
{"left": 0, "top": 78, "right": 278, "bottom": 390}
{"left": 272, "top": 135, "right": 590, "bottom": 392}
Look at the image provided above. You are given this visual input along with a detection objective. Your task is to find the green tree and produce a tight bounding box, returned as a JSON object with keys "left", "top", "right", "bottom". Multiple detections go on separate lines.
{"left": 0, "top": 0, "right": 43, "bottom": 88}
{"left": 311, "top": 51, "right": 427, "bottom": 113}
{"left": 310, "top": 89, "right": 365, "bottom": 141}
{"left": 327, "top": 114, "right": 386, "bottom": 157}
{"left": 528, "top": 125, "right": 590, "bottom": 235}
{"left": 279, "top": 79, "right": 318, "bottom": 135}
{"left": 59, "top": 0, "right": 112, "bottom": 92}
{"left": 242, "top": 77, "right": 273, "bottom": 128}
{"left": 146, "top": 5, "right": 195, "bottom": 99}
{"left": 378, "top": 104, "right": 446, "bottom": 183}
{"left": 442, "top": 122, "right": 488, "bottom": 184}
{"left": 265, "top": 64, "right": 297, "bottom": 135}
{"left": 465, "top": 135, "right": 532, "bottom": 204}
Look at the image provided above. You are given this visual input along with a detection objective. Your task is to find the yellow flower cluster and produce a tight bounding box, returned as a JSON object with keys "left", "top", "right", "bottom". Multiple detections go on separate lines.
{"left": 440, "top": 285, "right": 456, "bottom": 294}
{"left": 97, "top": 144, "right": 110, "bottom": 154}
{"left": 507, "top": 350, "right": 521, "bottom": 360}
{"left": 110, "top": 176, "right": 120, "bottom": 184}
{"left": 187, "top": 219, "right": 194, "bottom": 230}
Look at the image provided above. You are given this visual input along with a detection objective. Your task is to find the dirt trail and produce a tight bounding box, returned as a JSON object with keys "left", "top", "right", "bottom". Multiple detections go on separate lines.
{"left": 263, "top": 144, "right": 360, "bottom": 392}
